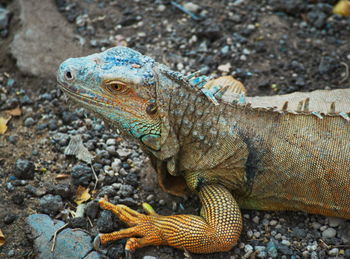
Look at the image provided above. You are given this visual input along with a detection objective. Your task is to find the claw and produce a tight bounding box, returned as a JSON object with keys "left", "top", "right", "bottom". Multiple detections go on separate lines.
{"left": 98, "top": 198, "right": 109, "bottom": 209}
{"left": 93, "top": 235, "right": 106, "bottom": 253}
{"left": 142, "top": 202, "right": 157, "bottom": 215}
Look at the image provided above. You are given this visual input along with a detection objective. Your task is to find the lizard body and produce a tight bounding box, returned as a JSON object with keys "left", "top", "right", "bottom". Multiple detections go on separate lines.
{"left": 57, "top": 47, "right": 350, "bottom": 254}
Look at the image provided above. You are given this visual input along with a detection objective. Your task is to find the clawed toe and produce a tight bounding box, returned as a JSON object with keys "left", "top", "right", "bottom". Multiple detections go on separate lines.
{"left": 93, "top": 235, "right": 106, "bottom": 253}
{"left": 93, "top": 201, "right": 166, "bottom": 252}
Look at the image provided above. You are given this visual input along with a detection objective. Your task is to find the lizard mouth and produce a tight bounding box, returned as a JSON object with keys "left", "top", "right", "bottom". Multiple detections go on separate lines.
{"left": 58, "top": 82, "right": 114, "bottom": 108}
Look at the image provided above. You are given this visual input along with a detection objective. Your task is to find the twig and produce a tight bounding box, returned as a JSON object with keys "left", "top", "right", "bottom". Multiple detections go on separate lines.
{"left": 183, "top": 247, "right": 193, "bottom": 258}
{"left": 51, "top": 223, "right": 69, "bottom": 252}
{"left": 171, "top": 1, "right": 202, "bottom": 21}
{"left": 90, "top": 164, "right": 98, "bottom": 190}
{"left": 319, "top": 239, "right": 330, "bottom": 249}
{"left": 87, "top": 216, "right": 93, "bottom": 228}
{"left": 339, "top": 62, "right": 349, "bottom": 84}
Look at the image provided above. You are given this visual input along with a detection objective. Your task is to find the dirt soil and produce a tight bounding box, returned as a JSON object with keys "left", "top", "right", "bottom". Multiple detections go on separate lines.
{"left": 0, "top": 0, "right": 350, "bottom": 259}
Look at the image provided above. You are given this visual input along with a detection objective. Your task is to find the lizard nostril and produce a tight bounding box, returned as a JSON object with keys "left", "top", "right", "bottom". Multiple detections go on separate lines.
{"left": 65, "top": 71, "right": 74, "bottom": 81}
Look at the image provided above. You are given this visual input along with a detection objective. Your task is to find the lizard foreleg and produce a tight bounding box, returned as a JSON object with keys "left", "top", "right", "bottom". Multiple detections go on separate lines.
{"left": 95, "top": 184, "right": 242, "bottom": 253}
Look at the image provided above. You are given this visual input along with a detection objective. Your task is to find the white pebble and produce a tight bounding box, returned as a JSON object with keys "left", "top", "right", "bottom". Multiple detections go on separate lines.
{"left": 183, "top": 2, "right": 200, "bottom": 13}
{"left": 311, "top": 222, "right": 321, "bottom": 229}
{"left": 111, "top": 159, "right": 121, "bottom": 172}
{"left": 252, "top": 216, "right": 260, "bottom": 224}
{"left": 106, "top": 138, "right": 116, "bottom": 146}
{"left": 247, "top": 24, "right": 255, "bottom": 30}
{"left": 157, "top": 4, "right": 166, "bottom": 12}
{"left": 306, "top": 242, "right": 318, "bottom": 251}
{"left": 146, "top": 194, "right": 154, "bottom": 201}
{"left": 270, "top": 220, "right": 278, "bottom": 226}
{"left": 322, "top": 227, "right": 337, "bottom": 238}
{"left": 247, "top": 230, "right": 253, "bottom": 238}
{"left": 218, "top": 63, "right": 231, "bottom": 73}
{"left": 320, "top": 225, "right": 328, "bottom": 231}
{"left": 328, "top": 216, "right": 345, "bottom": 227}
{"left": 244, "top": 244, "right": 253, "bottom": 253}
{"left": 328, "top": 248, "right": 339, "bottom": 256}
{"left": 275, "top": 233, "right": 282, "bottom": 240}
{"left": 253, "top": 231, "right": 261, "bottom": 238}
{"left": 240, "top": 55, "right": 247, "bottom": 61}
{"left": 281, "top": 240, "right": 291, "bottom": 246}
{"left": 176, "top": 63, "right": 184, "bottom": 70}
{"left": 243, "top": 48, "right": 250, "bottom": 55}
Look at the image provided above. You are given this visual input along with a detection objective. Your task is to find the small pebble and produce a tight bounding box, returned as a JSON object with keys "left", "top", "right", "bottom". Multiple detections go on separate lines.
{"left": 183, "top": 2, "right": 200, "bottom": 13}
{"left": 85, "top": 200, "right": 100, "bottom": 220}
{"left": 270, "top": 219, "right": 278, "bottom": 226}
{"left": 106, "top": 138, "right": 116, "bottom": 146}
{"left": 70, "top": 164, "right": 93, "bottom": 186}
{"left": 14, "top": 159, "right": 35, "bottom": 180}
{"left": 157, "top": 4, "right": 166, "bottom": 12}
{"left": 3, "top": 213, "right": 17, "bottom": 224}
{"left": 7, "top": 250, "right": 15, "bottom": 257}
{"left": 328, "top": 216, "right": 345, "bottom": 227}
{"left": 7, "top": 135, "right": 18, "bottom": 144}
{"left": 39, "top": 194, "right": 63, "bottom": 216}
{"left": 328, "top": 247, "right": 339, "bottom": 256}
{"left": 322, "top": 227, "right": 337, "bottom": 238}
{"left": 146, "top": 194, "right": 154, "bottom": 201}
{"left": 254, "top": 231, "right": 261, "bottom": 238}
{"left": 281, "top": 240, "right": 291, "bottom": 246}
{"left": 255, "top": 246, "right": 267, "bottom": 258}
{"left": 267, "top": 240, "right": 278, "bottom": 258}
{"left": 320, "top": 225, "right": 328, "bottom": 231}
{"left": 244, "top": 244, "right": 253, "bottom": 253}
{"left": 24, "top": 117, "right": 35, "bottom": 127}
{"left": 97, "top": 211, "right": 116, "bottom": 233}
{"left": 218, "top": 63, "right": 231, "bottom": 73}
{"left": 311, "top": 222, "right": 321, "bottom": 229}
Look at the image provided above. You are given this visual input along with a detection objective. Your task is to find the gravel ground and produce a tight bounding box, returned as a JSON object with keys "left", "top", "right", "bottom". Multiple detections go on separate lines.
{"left": 0, "top": 0, "right": 350, "bottom": 258}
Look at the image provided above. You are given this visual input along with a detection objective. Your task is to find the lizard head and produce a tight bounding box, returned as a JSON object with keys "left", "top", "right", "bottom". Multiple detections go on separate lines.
{"left": 57, "top": 46, "right": 179, "bottom": 155}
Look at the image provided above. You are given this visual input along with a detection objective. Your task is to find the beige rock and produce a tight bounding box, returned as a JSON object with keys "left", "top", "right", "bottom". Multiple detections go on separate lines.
{"left": 11, "top": 0, "right": 86, "bottom": 77}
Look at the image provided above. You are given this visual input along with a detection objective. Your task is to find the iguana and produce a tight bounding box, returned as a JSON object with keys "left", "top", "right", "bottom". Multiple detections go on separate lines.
{"left": 57, "top": 46, "right": 350, "bottom": 254}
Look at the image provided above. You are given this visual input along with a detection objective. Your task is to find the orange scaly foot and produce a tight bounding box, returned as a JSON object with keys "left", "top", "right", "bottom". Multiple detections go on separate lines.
{"left": 94, "top": 184, "right": 242, "bottom": 254}
{"left": 94, "top": 199, "right": 164, "bottom": 252}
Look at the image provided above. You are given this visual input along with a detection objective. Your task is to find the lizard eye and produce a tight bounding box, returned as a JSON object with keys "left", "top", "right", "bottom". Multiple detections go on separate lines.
{"left": 146, "top": 103, "right": 158, "bottom": 115}
{"left": 105, "top": 81, "right": 127, "bottom": 94}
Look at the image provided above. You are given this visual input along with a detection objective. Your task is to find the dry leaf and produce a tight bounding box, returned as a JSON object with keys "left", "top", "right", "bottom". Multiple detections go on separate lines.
{"left": 0, "top": 116, "right": 11, "bottom": 134}
{"left": 74, "top": 185, "right": 91, "bottom": 205}
{"left": 0, "top": 229, "right": 5, "bottom": 246}
{"left": 5, "top": 106, "right": 22, "bottom": 116}
{"left": 75, "top": 203, "right": 87, "bottom": 218}
{"left": 55, "top": 174, "right": 70, "bottom": 180}
{"left": 64, "top": 135, "right": 94, "bottom": 164}
{"left": 333, "top": 0, "right": 350, "bottom": 16}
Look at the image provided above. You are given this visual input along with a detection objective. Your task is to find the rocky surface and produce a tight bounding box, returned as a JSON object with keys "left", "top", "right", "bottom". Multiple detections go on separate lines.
{"left": 10, "top": 0, "right": 85, "bottom": 77}
{"left": 0, "top": 0, "right": 349, "bottom": 258}
{"left": 0, "top": 6, "right": 11, "bottom": 37}
{"left": 27, "top": 214, "right": 97, "bottom": 259}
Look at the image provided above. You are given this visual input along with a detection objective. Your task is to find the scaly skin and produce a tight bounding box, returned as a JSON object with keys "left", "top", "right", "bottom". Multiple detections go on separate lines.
{"left": 57, "top": 46, "right": 350, "bottom": 254}
{"left": 96, "top": 185, "right": 241, "bottom": 253}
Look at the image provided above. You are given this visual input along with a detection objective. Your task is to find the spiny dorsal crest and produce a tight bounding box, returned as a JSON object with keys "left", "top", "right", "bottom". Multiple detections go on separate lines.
{"left": 161, "top": 66, "right": 350, "bottom": 121}
{"left": 198, "top": 75, "right": 350, "bottom": 121}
